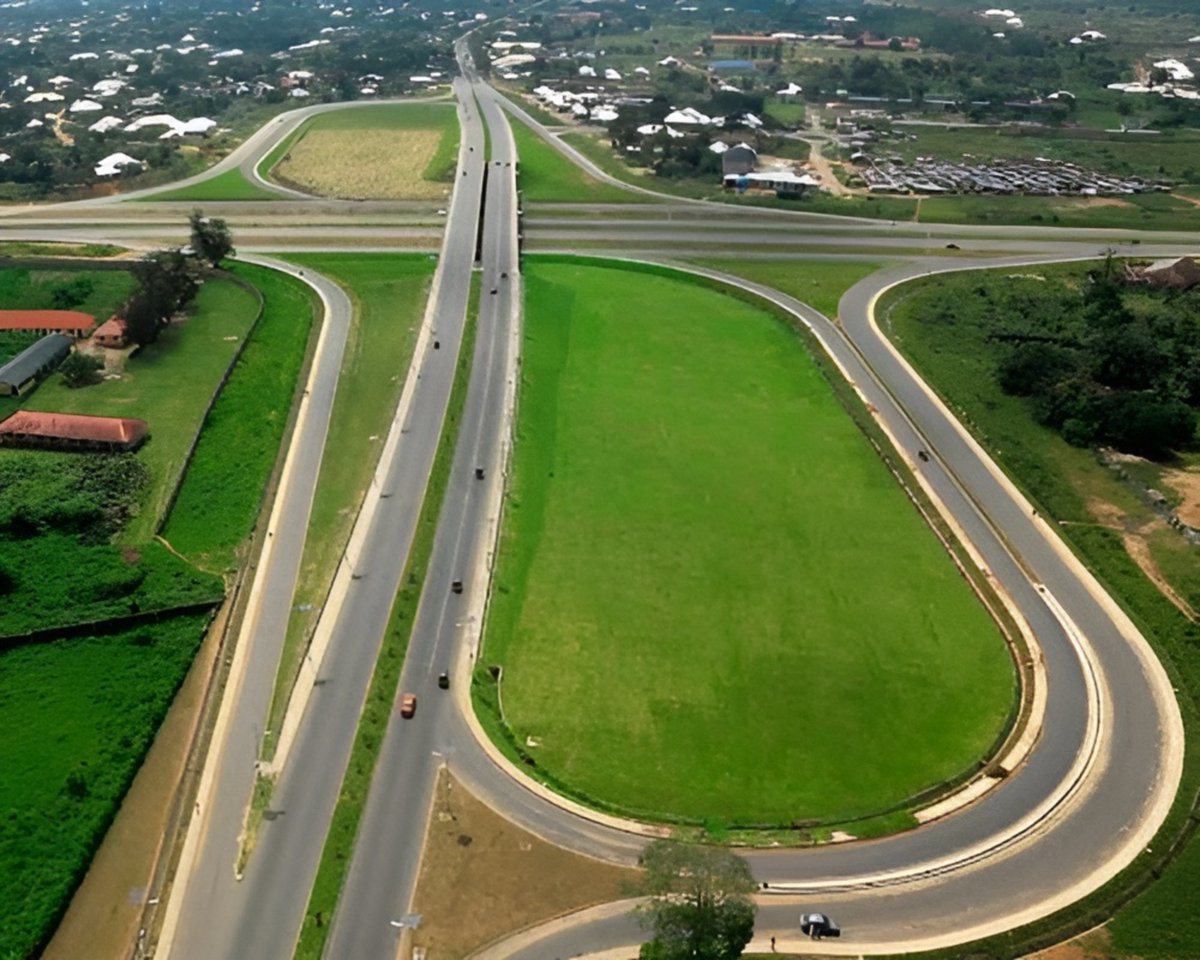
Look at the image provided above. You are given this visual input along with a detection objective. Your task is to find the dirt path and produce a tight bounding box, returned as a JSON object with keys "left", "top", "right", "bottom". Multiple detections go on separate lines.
{"left": 802, "top": 138, "right": 854, "bottom": 196}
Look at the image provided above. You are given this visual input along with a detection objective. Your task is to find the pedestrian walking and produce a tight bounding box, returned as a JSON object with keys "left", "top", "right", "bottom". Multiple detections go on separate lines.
{"left": 770, "top": 935, "right": 777, "bottom": 952}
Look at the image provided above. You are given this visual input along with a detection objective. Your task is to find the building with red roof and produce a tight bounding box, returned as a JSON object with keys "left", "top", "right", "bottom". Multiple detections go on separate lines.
{"left": 0, "top": 410, "right": 149, "bottom": 452}
{"left": 0, "top": 310, "right": 97, "bottom": 339}
{"left": 92, "top": 315, "right": 128, "bottom": 349}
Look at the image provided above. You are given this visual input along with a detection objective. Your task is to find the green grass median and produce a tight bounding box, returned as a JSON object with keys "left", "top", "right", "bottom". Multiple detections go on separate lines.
{"left": 475, "top": 258, "right": 1016, "bottom": 828}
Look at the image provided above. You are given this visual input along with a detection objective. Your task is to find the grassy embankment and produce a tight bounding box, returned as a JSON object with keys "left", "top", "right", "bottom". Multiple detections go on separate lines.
{"left": 259, "top": 253, "right": 435, "bottom": 759}
{"left": 474, "top": 258, "right": 1016, "bottom": 830}
{"left": 271, "top": 103, "right": 460, "bottom": 200}
{"left": 292, "top": 276, "right": 480, "bottom": 960}
{"left": 0, "top": 261, "right": 317, "bottom": 960}
{"left": 875, "top": 263, "right": 1200, "bottom": 959}
{"left": 161, "top": 262, "right": 320, "bottom": 574}
{"left": 509, "top": 120, "right": 649, "bottom": 204}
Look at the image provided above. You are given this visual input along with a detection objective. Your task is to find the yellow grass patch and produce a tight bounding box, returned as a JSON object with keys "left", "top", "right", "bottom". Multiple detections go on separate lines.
{"left": 275, "top": 128, "right": 450, "bottom": 200}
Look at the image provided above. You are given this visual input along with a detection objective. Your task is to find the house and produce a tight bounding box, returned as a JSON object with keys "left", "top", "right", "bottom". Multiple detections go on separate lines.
{"left": 92, "top": 315, "right": 128, "bottom": 349}
{"left": 0, "top": 410, "right": 149, "bottom": 452}
{"left": 776, "top": 82, "right": 803, "bottom": 102}
{"left": 721, "top": 143, "right": 757, "bottom": 176}
{"left": 0, "top": 310, "right": 96, "bottom": 339}
{"left": 0, "top": 333, "right": 71, "bottom": 396}
{"left": 723, "top": 169, "right": 820, "bottom": 195}
{"left": 1139, "top": 257, "right": 1200, "bottom": 290}
{"left": 95, "top": 152, "right": 143, "bottom": 177}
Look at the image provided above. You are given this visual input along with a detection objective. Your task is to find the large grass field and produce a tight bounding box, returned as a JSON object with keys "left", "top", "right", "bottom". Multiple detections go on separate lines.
{"left": 510, "top": 121, "right": 647, "bottom": 204}
{"left": 144, "top": 166, "right": 284, "bottom": 203}
{"left": 161, "top": 263, "right": 318, "bottom": 575}
{"left": 18, "top": 277, "right": 262, "bottom": 542}
{"left": 260, "top": 252, "right": 434, "bottom": 757}
{"left": 476, "top": 259, "right": 1015, "bottom": 827}
{"left": 688, "top": 257, "right": 886, "bottom": 318}
{"left": 0, "top": 613, "right": 211, "bottom": 960}
{"left": 879, "top": 264, "right": 1200, "bottom": 958}
{"left": 272, "top": 103, "right": 459, "bottom": 200}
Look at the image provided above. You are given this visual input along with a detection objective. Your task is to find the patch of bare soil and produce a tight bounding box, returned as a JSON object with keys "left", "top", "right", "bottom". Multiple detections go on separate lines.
{"left": 1084, "top": 499, "right": 1198, "bottom": 620}
{"left": 1069, "top": 196, "right": 1133, "bottom": 209}
{"left": 1160, "top": 466, "right": 1200, "bottom": 528}
{"left": 1172, "top": 191, "right": 1200, "bottom": 209}
{"left": 411, "top": 771, "right": 638, "bottom": 959}
{"left": 1026, "top": 926, "right": 1118, "bottom": 960}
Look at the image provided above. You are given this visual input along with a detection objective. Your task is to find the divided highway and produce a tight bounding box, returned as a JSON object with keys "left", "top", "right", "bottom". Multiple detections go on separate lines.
{"left": 0, "top": 45, "right": 1186, "bottom": 960}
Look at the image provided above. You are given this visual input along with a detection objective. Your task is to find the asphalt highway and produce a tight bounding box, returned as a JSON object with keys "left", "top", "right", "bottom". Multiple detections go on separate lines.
{"left": 158, "top": 80, "right": 485, "bottom": 960}
{"left": 0, "top": 50, "right": 1185, "bottom": 960}
{"left": 319, "top": 51, "right": 526, "bottom": 957}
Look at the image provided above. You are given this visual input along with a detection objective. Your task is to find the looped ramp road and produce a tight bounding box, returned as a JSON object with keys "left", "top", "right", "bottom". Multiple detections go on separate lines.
{"left": 1, "top": 39, "right": 1186, "bottom": 960}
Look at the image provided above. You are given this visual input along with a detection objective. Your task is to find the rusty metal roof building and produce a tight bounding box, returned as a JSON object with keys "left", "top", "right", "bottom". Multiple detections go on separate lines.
{"left": 0, "top": 410, "right": 149, "bottom": 452}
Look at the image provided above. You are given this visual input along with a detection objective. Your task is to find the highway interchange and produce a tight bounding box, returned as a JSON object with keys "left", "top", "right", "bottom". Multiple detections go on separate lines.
{"left": 6, "top": 38, "right": 1193, "bottom": 960}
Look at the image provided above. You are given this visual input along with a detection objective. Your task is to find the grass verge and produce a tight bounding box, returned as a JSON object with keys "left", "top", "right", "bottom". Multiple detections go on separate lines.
{"left": 141, "top": 166, "right": 285, "bottom": 203}
{"left": 291, "top": 276, "right": 479, "bottom": 960}
{"left": 509, "top": 121, "right": 645, "bottom": 204}
{"left": 161, "top": 262, "right": 319, "bottom": 576}
{"left": 260, "top": 253, "right": 435, "bottom": 760}
{"left": 473, "top": 256, "right": 1016, "bottom": 828}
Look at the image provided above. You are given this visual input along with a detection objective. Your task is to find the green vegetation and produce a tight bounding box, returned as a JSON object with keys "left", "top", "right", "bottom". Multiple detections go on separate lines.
{"left": 0, "top": 266, "right": 133, "bottom": 319}
{"left": 293, "top": 276, "right": 479, "bottom": 960}
{"left": 162, "top": 263, "right": 319, "bottom": 574}
{"left": 510, "top": 121, "right": 646, "bottom": 203}
{"left": 0, "top": 330, "right": 39, "bottom": 364}
{"left": 476, "top": 259, "right": 1015, "bottom": 826}
{"left": 0, "top": 451, "right": 220, "bottom": 636}
{"left": 20, "top": 277, "right": 261, "bottom": 541}
{"left": 262, "top": 253, "right": 434, "bottom": 757}
{"left": 879, "top": 262, "right": 1200, "bottom": 959}
{"left": 0, "top": 613, "right": 211, "bottom": 960}
{"left": 143, "top": 166, "right": 285, "bottom": 203}
{"left": 688, "top": 257, "right": 886, "bottom": 318}
{"left": 0, "top": 242, "right": 122, "bottom": 258}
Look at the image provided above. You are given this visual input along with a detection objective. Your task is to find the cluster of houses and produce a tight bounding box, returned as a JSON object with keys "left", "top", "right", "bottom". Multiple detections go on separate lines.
{"left": 0, "top": 309, "right": 128, "bottom": 395}
{"left": 854, "top": 153, "right": 1170, "bottom": 196}
{"left": 0, "top": 0, "right": 458, "bottom": 185}
{"left": 0, "top": 309, "right": 146, "bottom": 453}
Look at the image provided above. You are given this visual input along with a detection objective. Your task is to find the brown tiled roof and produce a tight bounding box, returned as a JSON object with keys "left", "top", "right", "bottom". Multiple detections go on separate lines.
{"left": 0, "top": 310, "right": 96, "bottom": 332}
{"left": 0, "top": 410, "right": 149, "bottom": 445}
{"left": 93, "top": 315, "right": 127, "bottom": 338}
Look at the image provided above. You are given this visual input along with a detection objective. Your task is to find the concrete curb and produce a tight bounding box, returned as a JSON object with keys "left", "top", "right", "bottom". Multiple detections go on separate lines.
{"left": 154, "top": 259, "right": 342, "bottom": 960}
{"left": 265, "top": 87, "right": 476, "bottom": 778}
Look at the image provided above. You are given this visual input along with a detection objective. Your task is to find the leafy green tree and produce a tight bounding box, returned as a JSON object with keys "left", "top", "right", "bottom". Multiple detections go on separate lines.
{"left": 189, "top": 210, "right": 236, "bottom": 267}
{"left": 58, "top": 350, "right": 103, "bottom": 388}
{"left": 637, "top": 841, "right": 757, "bottom": 960}
{"left": 998, "top": 341, "right": 1079, "bottom": 397}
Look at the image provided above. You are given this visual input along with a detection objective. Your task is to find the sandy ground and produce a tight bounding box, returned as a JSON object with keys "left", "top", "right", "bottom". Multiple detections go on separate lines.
{"left": 275, "top": 128, "right": 450, "bottom": 200}
{"left": 1161, "top": 466, "right": 1200, "bottom": 528}
{"left": 42, "top": 603, "right": 227, "bottom": 960}
{"left": 411, "top": 771, "right": 637, "bottom": 959}
{"left": 1026, "top": 926, "right": 1117, "bottom": 960}
{"left": 1085, "top": 498, "right": 1198, "bottom": 621}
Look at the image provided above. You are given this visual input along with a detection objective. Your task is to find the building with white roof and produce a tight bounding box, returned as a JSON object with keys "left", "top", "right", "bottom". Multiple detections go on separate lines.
{"left": 95, "top": 152, "right": 142, "bottom": 176}
{"left": 88, "top": 115, "right": 123, "bottom": 133}
{"left": 69, "top": 98, "right": 103, "bottom": 112}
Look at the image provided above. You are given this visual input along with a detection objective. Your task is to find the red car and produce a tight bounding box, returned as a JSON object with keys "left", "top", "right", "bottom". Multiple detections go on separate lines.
{"left": 399, "top": 693, "right": 417, "bottom": 718}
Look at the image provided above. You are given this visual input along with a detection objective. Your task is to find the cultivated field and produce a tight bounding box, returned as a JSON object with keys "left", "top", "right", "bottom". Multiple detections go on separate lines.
{"left": 477, "top": 259, "right": 1015, "bottom": 828}
{"left": 272, "top": 103, "right": 458, "bottom": 200}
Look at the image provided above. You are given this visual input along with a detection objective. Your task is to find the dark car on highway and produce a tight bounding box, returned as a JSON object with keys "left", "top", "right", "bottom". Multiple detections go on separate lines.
{"left": 800, "top": 913, "right": 840, "bottom": 940}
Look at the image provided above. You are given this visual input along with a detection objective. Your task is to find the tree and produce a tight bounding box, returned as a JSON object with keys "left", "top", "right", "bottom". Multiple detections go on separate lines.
{"left": 121, "top": 291, "right": 164, "bottom": 346}
{"left": 132, "top": 248, "right": 199, "bottom": 319}
{"left": 636, "top": 841, "right": 757, "bottom": 960}
{"left": 189, "top": 209, "right": 235, "bottom": 267}
{"left": 58, "top": 350, "right": 103, "bottom": 388}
